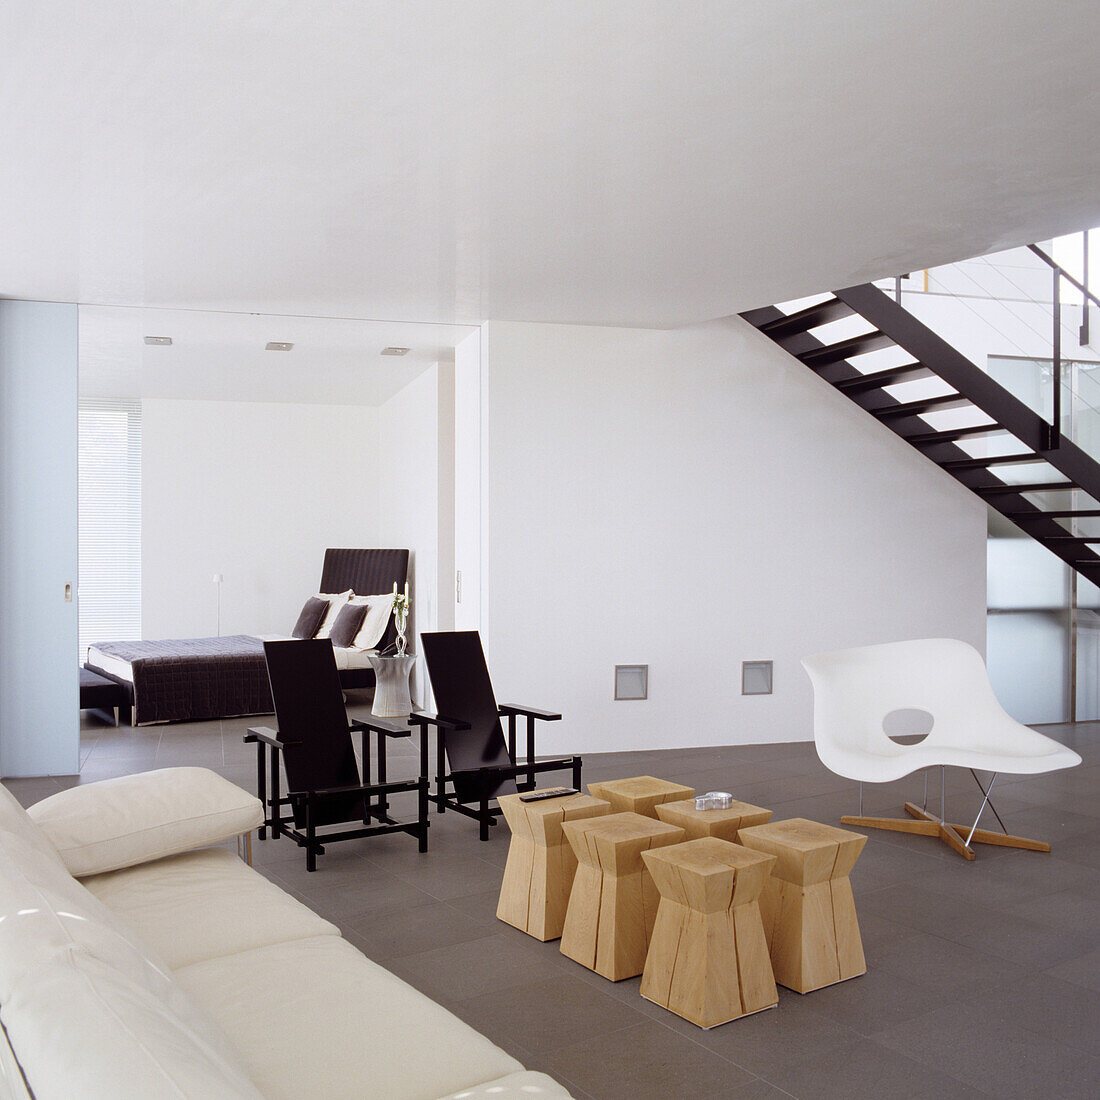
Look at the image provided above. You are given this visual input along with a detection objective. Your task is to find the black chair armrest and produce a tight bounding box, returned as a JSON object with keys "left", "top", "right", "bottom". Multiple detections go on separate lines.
{"left": 244, "top": 727, "right": 302, "bottom": 748}
{"left": 350, "top": 717, "right": 411, "bottom": 739}
{"left": 407, "top": 711, "right": 471, "bottom": 732}
{"left": 498, "top": 704, "right": 562, "bottom": 722}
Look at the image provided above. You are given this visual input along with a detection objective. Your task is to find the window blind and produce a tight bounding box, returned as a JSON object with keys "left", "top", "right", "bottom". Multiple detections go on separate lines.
{"left": 78, "top": 399, "right": 142, "bottom": 661}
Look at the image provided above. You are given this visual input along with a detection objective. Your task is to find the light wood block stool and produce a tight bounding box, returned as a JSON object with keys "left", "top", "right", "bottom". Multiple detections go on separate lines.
{"left": 559, "top": 811, "right": 685, "bottom": 980}
{"left": 655, "top": 798, "right": 773, "bottom": 842}
{"left": 738, "top": 817, "right": 867, "bottom": 994}
{"left": 586, "top": 776, "right": 695, "bottom": 818}
{"left": 641, "top": 838, "right": 778, "bottom": 1028}
{"left": 496, "top": 791, "right": 611, "bottom": 941}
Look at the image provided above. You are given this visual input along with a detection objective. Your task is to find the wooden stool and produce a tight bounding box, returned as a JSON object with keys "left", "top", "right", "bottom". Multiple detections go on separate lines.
{"left": 641, "top": 838, "right": 778, "bottom": 1028}
{"left": 587, "top": 776, "right": 694, "bottom": 818}
{"left": 655, "top": 797, "right": 772, "bottom": 842}
{"left": 738, "top": 818, "right": 867, "bottom": 993}
{"left": 496, "top": 791, "right": 611, "bottom": 941}
{"left": 559, "top": 811, "right": 685, "bottom": 980}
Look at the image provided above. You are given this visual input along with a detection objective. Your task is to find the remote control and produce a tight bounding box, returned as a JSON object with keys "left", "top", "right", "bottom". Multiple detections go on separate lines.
{"left": 519, "top": 787, "right": 578, "bottom": 802}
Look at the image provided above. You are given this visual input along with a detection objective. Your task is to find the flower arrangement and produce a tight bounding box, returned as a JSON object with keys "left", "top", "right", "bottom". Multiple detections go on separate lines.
{"left": 392, "top": 581, "right": 410, "bottom": 656}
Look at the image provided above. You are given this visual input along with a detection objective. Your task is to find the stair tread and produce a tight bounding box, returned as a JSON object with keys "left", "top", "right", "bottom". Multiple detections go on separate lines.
{"left": 940, "top": 453, "right": 1041, "bottom": 470}
{"left": 834, "top": 363, "right": 933, "bottom": 393}
{"left": 757, "top": 298, "right": 853, "bottom": 337}
{"left": 908, "top": 425, "right": 1008, "bottom": 446}
{"left": 976, "top": 481, "right": 1077, "bottom": 494}
{"left": 800, "top": 330, "right": 894, "bottom": 366}
{"left": 1010, "top": 509, "right": 1100, "bottom": 518}
{"left": 872, "top": 393, "right": 975, "bottom": 418}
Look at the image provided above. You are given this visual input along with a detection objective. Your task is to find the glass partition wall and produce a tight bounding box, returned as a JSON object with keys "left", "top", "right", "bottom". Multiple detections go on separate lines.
{"left": 875, "top": 229, "right": 1099, "bottom": 723}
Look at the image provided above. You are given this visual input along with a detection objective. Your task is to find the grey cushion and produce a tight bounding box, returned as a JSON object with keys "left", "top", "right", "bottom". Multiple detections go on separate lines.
{"left": 291, "top": 597, "right": 328, "bottom": 640}
{"left": 329, "top": 602, "right": 369, "bottom": 649}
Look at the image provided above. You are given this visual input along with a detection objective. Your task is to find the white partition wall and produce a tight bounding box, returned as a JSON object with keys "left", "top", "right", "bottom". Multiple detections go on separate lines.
{"left": 0, "top": 300, "right": 80, "bottom": 777}
{"left": 453, "top": 328, "right": 485, "bottom": 632}
{"left": 478, "top": 316, "right": 987, "bottom": 756}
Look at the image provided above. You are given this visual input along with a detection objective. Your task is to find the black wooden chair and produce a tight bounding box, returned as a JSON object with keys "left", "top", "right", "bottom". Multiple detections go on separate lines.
{"left": 245, "top": 638, "right": 429, "bottom": 870}
{"left": 420, "top": 630, "right": 582, "bottom": 840}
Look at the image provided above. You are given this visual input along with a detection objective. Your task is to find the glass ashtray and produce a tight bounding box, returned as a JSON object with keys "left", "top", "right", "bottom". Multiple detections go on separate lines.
{"left": 694, "top": 791, "right": 734, "bottom": 811}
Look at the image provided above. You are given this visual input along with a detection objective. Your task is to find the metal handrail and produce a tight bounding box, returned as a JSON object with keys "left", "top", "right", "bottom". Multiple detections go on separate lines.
{"left": 1028, "top": 243, "right": 1100, "bottom": 312}
{"left": 1028, "top": 239, "right": 1096, "bottom": 450}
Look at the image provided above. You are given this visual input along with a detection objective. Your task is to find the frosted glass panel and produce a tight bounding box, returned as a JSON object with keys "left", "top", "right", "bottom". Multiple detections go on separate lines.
{"left": 986, "top": 536, "right": 1070, "bottom": 723}
{"left": 987, "top": 538, "right": 1068, "bottom": 610}
{"left": 987, "top": 611, "right": 1070, "bottom": 724}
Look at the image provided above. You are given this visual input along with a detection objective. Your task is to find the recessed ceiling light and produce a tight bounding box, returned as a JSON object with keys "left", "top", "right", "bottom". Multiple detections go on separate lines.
{"left": 381, "top": 346, "right": 410, "bottom": 356}
{"left": 143, "top": 336, "right": 172, "bottom": 346}
{"left": 265, "top": 342, "right": 294, "bottom": 351}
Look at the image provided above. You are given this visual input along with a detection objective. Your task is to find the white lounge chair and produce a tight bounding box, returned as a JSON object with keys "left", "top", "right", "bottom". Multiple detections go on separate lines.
{"left": 801, "top": 638, "right": 1081, "bottom": 860}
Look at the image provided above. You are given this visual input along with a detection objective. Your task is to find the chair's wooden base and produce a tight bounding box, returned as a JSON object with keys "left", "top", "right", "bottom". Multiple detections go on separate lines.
{"left": 840, "top": 802, "right": 1051, "bottom": 861}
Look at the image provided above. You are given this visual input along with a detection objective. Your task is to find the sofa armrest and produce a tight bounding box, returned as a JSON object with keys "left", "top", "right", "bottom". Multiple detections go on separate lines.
{"left": 436, "top": 1071, "right": 575, "bottom": 1098}
{"left": 27, "top": 767, "right": 263, "bottom": 878}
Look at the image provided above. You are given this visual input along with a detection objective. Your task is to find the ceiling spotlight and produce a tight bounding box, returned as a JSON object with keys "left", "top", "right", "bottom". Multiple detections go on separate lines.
{"left": 143, "top": 336, "right": 173, "bottom": 346}
{"left": 381, "top": 347, "right": 410, "bottom": 356}
{"left": 265, "top": 342, "right": 294, "bottom": 351}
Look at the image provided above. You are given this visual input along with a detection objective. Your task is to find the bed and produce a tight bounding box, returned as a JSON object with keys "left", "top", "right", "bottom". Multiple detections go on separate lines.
{"left": 83, "top": 548, "right": 409, "bottom": 726}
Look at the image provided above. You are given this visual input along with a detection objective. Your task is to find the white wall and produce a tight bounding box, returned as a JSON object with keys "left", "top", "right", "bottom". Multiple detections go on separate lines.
{"left": 480, "top": 317, "right": 987, "bottom": 755}
{"left": 0, "top": 301, "right": 80, "bottom": 777}
{"left": 375, "top": 367, "right": 441, "bottom": 705}
{"left": 142, "top": 399, "right": 379, "bottom": 639}
{"left": 453, "top": 328, "right": 485, "bottom": 631}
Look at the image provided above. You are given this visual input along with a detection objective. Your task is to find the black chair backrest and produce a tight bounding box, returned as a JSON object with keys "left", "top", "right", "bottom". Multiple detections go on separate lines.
{"left": 263, "top": 639, "right": 363, "bottom": 828}
{"left": 421, "top": 630, "right": 515, "bottom": 802}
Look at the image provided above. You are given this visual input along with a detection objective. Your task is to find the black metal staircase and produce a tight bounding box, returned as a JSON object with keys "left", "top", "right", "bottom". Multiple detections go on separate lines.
{"left": 741, "top": 281, "right": 1100, "bottom": 585}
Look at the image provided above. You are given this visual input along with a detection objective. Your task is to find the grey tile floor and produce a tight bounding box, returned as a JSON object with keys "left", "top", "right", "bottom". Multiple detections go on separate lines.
{"left": 6, "top": 708, "right": 1099, "bottom": 1099}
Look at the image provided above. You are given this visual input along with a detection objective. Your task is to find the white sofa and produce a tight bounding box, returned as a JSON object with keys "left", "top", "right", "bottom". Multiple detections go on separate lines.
{"left": 0, "top": 769, "right": 571, "bottom": 1100}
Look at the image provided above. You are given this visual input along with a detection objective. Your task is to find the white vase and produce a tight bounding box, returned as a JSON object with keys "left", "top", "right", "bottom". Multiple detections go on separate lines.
{"left": 369, "top": 654, "right": 416, "bottom": 717}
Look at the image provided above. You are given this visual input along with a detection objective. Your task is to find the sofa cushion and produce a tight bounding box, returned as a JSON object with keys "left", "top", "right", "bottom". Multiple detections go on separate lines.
{"left": 0, "top": 830, "right": 260, "bottom": 1097}
{"left": 0, "top": 828, "right": 170, "bottom": 1000}
{"left": 175, "top": 936, "right": 525, "bottom": 1100}
{"left": 0, "top": 1022, "right": 33, "bottom": 1100}
{"left": 436, "top": 1072, "right": 574, "bottom": 1098}
{"left": 84, "top": 847, "right": 339, "bottom": 968}
{"left": 1, "top": 951, "right": 262, "bottom": 1100}
{"left": 27, "top": 767, "right": 263, "bottom": 877}
{"left": 0, "top": 782, "right": 66, "bottom": 871}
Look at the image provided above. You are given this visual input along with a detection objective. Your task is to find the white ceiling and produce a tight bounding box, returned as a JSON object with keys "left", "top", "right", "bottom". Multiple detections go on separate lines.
{"left": 3, "top": 1, "right": 1100, "bottom": 329}
{"left": 79, "top": 307, "right": 474, "bottom": 406}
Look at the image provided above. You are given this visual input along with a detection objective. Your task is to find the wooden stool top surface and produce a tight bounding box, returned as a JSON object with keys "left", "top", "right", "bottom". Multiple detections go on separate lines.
{"left": 655, "top": 798, "right": 772, "bottom": 831}
{"left": 587, "top": 777, "right": 695, "bottom": 819}
{"left": 497, "top": 792, "right": 609, "bottom": 843}
{"left": 643, "top": 836, "right": 775, "bottom": 877}
{"left": 738, "top": 817, "right": 867, "bottom": 884}
{"left": 642, "top": 837, "right": 775, "bottom": 910}
{"left": 561, "top": 811, "right": 684, "bottom": 873}
{"left": 588, "top": 776, "right": 694, "bottom": 802}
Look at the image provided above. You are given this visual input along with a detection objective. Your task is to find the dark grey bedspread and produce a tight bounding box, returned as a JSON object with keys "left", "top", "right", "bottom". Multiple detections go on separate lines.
{"left": 88, "top": 635, "right": 273, "bottom": 725}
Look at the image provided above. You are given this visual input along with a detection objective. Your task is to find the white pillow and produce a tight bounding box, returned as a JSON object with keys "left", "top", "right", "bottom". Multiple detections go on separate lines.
{"left": 350, "top": 591, "right": 396, "bottom": 650}
{"left": 27, "top": 768, "right": 263, "bottom": 878}
{"left": 313, "top": 589, "right": 352, "bottom": 639}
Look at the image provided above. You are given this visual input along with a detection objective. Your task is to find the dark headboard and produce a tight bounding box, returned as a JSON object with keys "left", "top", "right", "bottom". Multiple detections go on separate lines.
{"left": 319, "top": 548, "right": 409, "bottom": 653}
{"left": 320, "top": 548, "right": 409, "bottom": 598}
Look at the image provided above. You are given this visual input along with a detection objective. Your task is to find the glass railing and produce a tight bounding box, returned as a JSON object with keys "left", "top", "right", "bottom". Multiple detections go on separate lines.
{"left": 872, "top": 229, "right": 1100, "bottom": 466}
